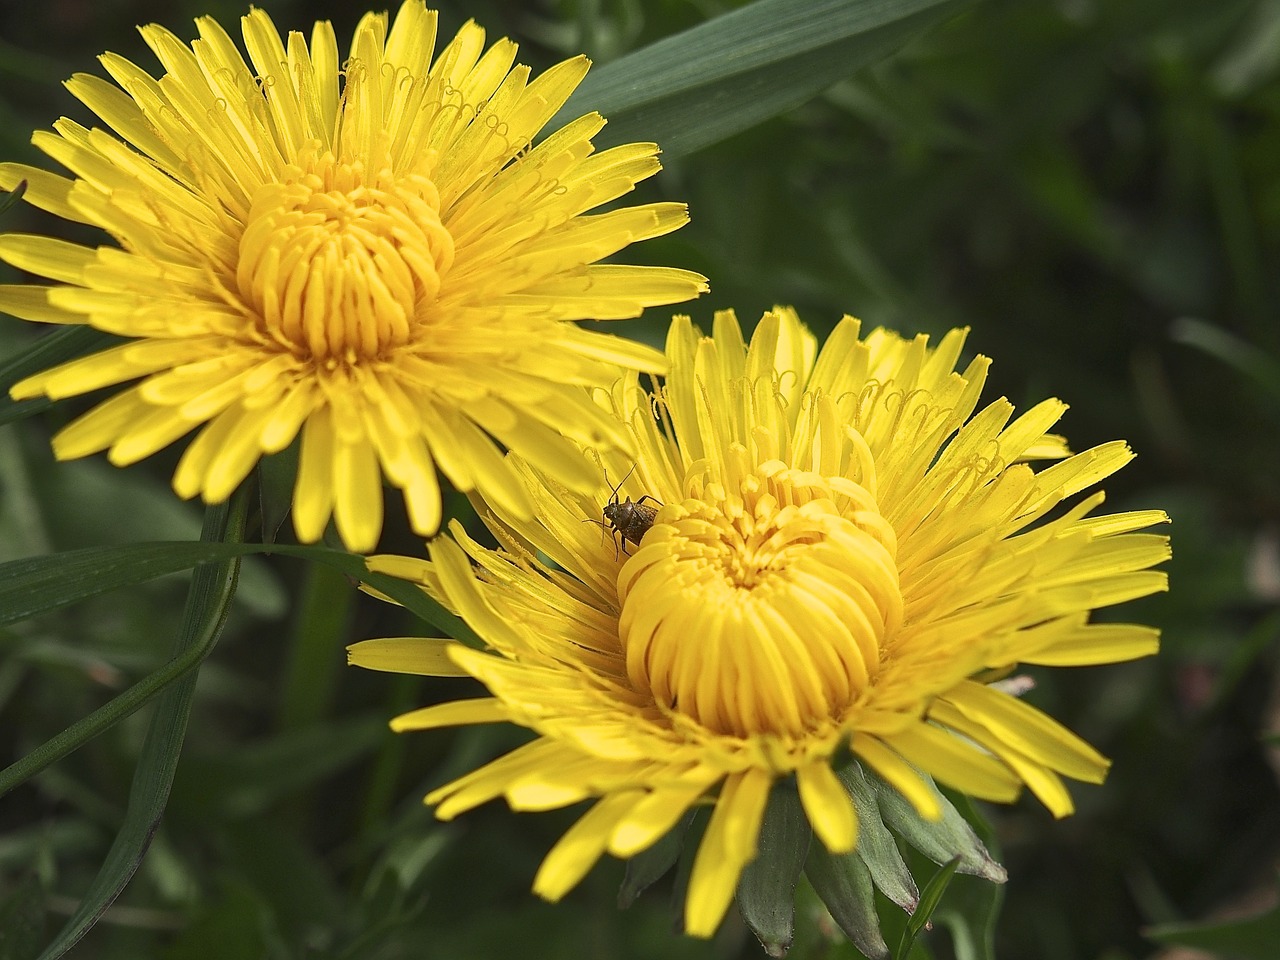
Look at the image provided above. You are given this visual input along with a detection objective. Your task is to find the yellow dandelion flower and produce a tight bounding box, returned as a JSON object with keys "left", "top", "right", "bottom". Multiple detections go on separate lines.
{"left": 0, "top": 1, "right": 706, "bottom": 551}
{"left": 350, "top": 308, "right": 1170, "bottom": 937}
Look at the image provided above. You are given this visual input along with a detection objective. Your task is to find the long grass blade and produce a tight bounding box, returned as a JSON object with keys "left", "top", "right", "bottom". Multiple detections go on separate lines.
{"left": 35, "top": 497, "right": 245, "bottom": 959}
{"left": 558, "top": 0, "right": 963, "bottom": 158}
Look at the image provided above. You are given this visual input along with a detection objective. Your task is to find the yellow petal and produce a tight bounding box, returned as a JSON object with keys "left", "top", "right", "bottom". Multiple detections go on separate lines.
{"left": 347, "top": 637, "right": 470, "bottom": 676}
{"left": 1024, "top": 623, "right": 1160, "bottom": 666}
{"left": 293, "top": 405, "right": 337, "bottom": 544}
{"left": 390, "top": 697, "right": 507, "bottom": 732}
{"left": 0, "top": 284, "right": 83, "bottom": 324}
{"left": 532, "top": 792, "right": 641, "bottom": 902}
{"left": 796, "top": 761, "right": 858, "bottom": 853}
{"left": 882, "top": 723, "right": 1022, "bottom": 804}
{"left": 684, "top": 767, "right": 772, "bottom": 938}
{"left": 609, "top": 780, "right": 712, "bottom": 858}
{"left": 332, "top": 435, "right": 385, "bottom": 553}
{"left": 940, "top": 680, "right": 1110, "bottom": 783}
{"left": 0, "top": 235, "right": 95, "bottom": 284}
{"left": 851, "top": 735, "right": 941, "bottom": 821}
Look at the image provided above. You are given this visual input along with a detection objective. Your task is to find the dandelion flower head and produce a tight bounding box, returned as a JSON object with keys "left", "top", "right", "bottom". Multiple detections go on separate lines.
{"left": 0, "top": 1, "right": 706, "bottom": 550}
{"left": 352, "top": 308, "right": 1170, "bottom": 936}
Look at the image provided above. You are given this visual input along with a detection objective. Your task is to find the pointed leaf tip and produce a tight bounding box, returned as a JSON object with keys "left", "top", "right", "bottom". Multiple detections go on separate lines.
{"left": 805, "top": 844, "right": 890, "bottom": 960}
{"left": 871, "top": 766, "right": 1007, "bottom": 882}
{"left": 738, "top": 786, "right": 811, "bottom": 956}
{"left": 838, "top": 763, "right": 920, "bottom": 913}
{"left": 618, "top": 816, "right": 690, "bottom": 908}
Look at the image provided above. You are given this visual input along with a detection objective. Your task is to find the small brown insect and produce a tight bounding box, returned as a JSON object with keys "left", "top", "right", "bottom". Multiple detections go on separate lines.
{"left": 587, "top": 466, "right": 662, "bottom": 557}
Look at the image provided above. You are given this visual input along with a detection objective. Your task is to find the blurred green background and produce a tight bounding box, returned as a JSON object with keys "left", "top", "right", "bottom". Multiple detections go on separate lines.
{"left": 1, "top": 0, "right": 1276, "bottom": 957}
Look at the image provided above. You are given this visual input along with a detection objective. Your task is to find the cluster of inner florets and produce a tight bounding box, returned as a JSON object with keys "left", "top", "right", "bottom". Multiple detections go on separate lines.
{"left": 617, "top": 452, "right": 903, "bottom": 742}
{"left": 236, "top": 148, "right": 453, "bottom": 364}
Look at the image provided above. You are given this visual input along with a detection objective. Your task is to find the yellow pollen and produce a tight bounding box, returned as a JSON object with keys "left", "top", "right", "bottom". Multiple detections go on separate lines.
{"left": 617, "top": 456, "right": 904, "bottom": 741}
{"left": 236, "top": 145, "right": 455, "bottom": 363}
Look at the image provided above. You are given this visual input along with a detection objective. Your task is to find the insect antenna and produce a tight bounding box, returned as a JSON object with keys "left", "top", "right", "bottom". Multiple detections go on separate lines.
{"left": 605, "top": 463, "right": 639, "bottom": 505}
{"left": 581, "top": 516, "right": 610, "bottom": 547}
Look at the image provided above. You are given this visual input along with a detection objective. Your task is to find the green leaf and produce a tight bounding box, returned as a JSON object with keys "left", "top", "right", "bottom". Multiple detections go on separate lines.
{"left": 1169, "top": 316, "right": 1280, "bottom": 409}
{"left": 931, "top": 872, "right": 1003, "bottom": 960}
{"left": 928, "top": 792, "right": 1004, "bottom": 960}
{"left": 617, "top": 813, "right": 691, "bottom": 909}
{"left": 1145, "top": 894, "right": 1280, "bottom": 960}
{"left": 896, "top": 858, "right": 960, "bottom": 960}
{"left": 839, "top": 764, "right": 919, "bottom": 914}
{"left": 0, "top": 326, "right": 117, "bottom": 427}
{"left": 0, "top": 541, "right": 254, "bottom": 627}
{"left": 367, "top": 828, "right": 454, "bottom": 897}
{"left": 0, "top": 178, "right": 26, "bottom": 218}
{"left": 737, "top": 785, "right": 811, "bottom": 957}
{"left": 669, "top": 808, "right": 709, "bottom": 935}
{"left": 0, "top": 539, "right": 478, "bottom": 800}
{"left": 35, "top": 497, "right": 245, "bottom": 960}
{"left": 871, "top": 769, "right": 1006, "bottom": 883}
{"left": 256, "top": 444, "right": 299, "bottom": 546}
{"left": 558, "top": 0, "right": 965, "bottom": 159}
{"left": 0, "top": 540, "right": 477, "bottom": 646}
{"left": 806, "top": 844, "right": 889, "bottom": 960}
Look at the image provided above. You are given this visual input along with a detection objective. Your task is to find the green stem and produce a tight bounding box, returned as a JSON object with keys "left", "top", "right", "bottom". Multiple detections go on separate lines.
{"left": 358, "top": 672, "right": 420, "bottom": 839}
{"left": 276, "top": 561, "right": 354, "bottom": 732}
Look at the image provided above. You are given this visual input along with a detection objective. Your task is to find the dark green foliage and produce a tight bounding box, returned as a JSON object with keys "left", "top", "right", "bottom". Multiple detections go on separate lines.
{"left": 0, "top": 0, "right": 1273, "bottom": 957}
{"left": 1146, "top": 881, "right": 1280, "bottom": 960}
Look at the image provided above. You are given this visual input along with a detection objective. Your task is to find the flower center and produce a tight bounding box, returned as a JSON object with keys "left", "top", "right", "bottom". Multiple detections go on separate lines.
{"left": 236, "top": 146, "right": 455, "bottom": 364}
{"left": 617, "top": 455, "right": 903, "bottom": 741}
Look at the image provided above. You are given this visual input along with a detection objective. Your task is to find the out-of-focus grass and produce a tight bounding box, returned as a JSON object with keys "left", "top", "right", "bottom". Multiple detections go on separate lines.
{"left": 1, "top": 0, "right": 1276, "bottom": 958}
